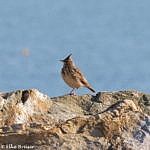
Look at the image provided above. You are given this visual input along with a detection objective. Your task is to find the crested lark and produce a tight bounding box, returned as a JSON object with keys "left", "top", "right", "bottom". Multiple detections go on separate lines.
{"left": 60, "top": 54, "right": 95, "bottom": 95}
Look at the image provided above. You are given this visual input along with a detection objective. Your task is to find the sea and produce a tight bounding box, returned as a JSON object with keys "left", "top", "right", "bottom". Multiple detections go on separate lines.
{"left": 0, "top": 0, "right": 150, "bottom": 96}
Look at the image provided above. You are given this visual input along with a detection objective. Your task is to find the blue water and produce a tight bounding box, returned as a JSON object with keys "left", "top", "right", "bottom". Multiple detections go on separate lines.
{"left": 0, "top": 0, "right": 150, "bottom": 96}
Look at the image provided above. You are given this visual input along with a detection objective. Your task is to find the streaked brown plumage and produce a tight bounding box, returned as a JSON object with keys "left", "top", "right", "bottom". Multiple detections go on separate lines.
{"left": 60, "top": 54, "right": 95, "bottom": 95}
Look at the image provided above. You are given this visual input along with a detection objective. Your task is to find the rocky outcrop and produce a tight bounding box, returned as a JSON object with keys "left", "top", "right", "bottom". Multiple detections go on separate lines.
{"left": 0, "top": 89, "right": 149, "bottom": 150}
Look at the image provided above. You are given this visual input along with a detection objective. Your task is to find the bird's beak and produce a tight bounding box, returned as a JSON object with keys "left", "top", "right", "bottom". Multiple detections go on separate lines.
{"left": 59, "top": 59, "right": 64, "bottom": 62}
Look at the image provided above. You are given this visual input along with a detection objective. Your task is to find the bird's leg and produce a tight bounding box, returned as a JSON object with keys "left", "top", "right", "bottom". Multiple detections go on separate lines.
{"left": 69, "top": 88, "right": 76, "bottom": 95}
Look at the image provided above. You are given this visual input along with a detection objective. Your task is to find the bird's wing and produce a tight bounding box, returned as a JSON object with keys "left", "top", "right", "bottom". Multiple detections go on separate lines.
{"left": 72, "top": 67, "right": 89, "bottom": 86}
{"left": 72, "top": 67, "right": 95, "bottom": 92}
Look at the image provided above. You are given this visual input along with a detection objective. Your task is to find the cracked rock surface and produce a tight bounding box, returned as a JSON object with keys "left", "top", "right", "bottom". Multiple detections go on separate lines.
{"left": 0, "top": 89, "right": 149, "bottom": 150}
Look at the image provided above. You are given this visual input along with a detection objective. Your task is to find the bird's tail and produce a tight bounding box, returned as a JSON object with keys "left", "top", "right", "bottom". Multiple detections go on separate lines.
{"left": 87, "top": 86, "right": 95, "bottom": 93}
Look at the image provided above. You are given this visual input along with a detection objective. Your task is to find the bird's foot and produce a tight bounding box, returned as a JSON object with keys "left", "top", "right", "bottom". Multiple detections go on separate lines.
{"left": 69, "top": 92, "right": 76, "bottom": 96}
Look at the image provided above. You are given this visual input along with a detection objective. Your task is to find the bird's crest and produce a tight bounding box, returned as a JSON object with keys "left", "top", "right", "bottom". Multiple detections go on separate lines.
{"left": 60, "top": 53, "right": 72, "bottom": 62}
{"left": 64, "top": 53, "right": 72, "bottom": 61}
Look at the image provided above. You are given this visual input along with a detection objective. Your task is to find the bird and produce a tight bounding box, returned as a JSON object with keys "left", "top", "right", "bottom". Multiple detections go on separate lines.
{"left": 60, "top": 54, "right": 95, "bottom": 95}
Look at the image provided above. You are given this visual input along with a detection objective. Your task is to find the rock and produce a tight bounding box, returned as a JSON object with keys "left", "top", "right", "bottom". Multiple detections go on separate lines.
{"left": 0, "top": 89, "right": 149, "bottom": 150}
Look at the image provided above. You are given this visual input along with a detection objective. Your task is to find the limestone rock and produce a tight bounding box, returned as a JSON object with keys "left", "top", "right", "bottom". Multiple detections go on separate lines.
{"left": 0, "top": 89, "right": 149, "bottom": 150}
